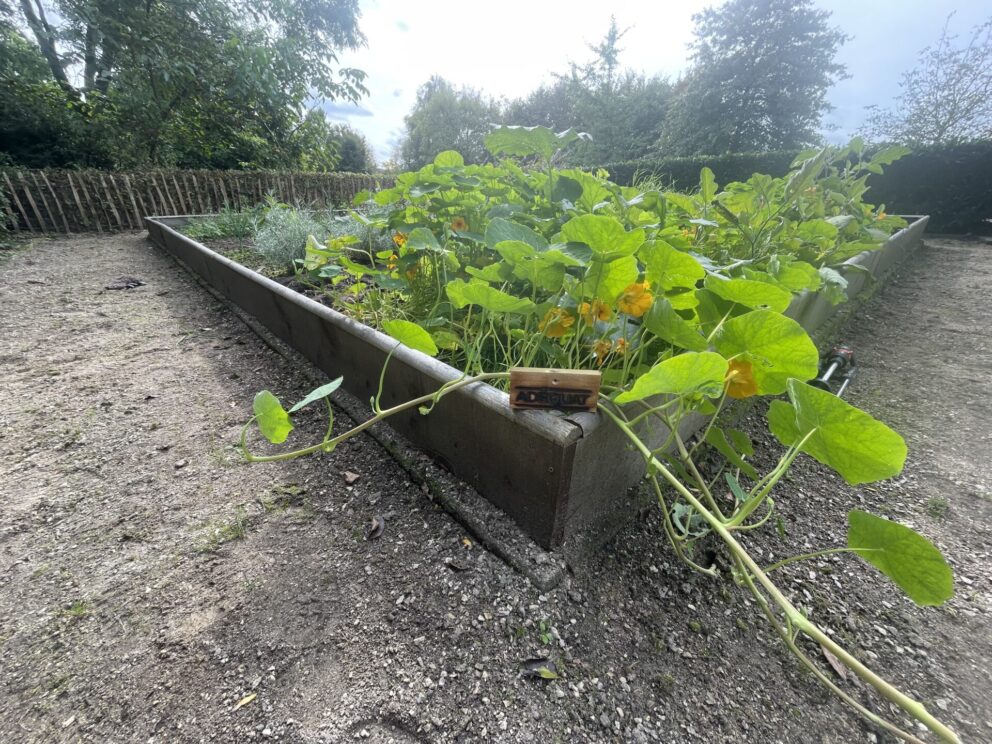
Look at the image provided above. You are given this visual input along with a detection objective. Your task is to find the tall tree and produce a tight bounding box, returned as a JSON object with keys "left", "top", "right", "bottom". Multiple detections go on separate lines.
{"left": 328, "top": 123, "right": 375, "bottom": 172}
{"left": 399, "top": 76, "right": 500, "bottom": 168}
{"left": 860, "top": 15, "right": 992, "bottom": 145}
{"left": 660, "top": 0, "right": 848, "bottom": 155}
{"left": 504, "top": 18, "right": 672, "bottom": 165}
{"left": 3, "top": 0, "right": 367, "bottom": 169}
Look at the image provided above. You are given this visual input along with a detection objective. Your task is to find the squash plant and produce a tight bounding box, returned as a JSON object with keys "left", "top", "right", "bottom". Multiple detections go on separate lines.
{"left": 241, "top": 128, "right": 957, "bottom": 742}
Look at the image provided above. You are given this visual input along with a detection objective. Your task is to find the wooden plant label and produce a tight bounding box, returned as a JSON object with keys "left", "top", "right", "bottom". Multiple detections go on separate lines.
{"left": 509, "top": 368, "right": 601, "bottom": 411}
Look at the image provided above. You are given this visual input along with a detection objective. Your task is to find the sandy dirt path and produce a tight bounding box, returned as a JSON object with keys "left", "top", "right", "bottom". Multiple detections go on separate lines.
{"left": 0, "top": 234, "right": 989, "bottom": 743}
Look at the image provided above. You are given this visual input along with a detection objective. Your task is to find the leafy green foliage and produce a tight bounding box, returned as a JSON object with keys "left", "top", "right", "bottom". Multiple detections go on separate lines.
{"left": 501, "top": 18, "right": 673, "bottom": 166}
{"left": 3, "top": 1, "right": 366, "bottom": 170}
{"left": 847, "top": 511, "right": 954, "bottom": 606}
{"left": 714, "top": 312, "right": 819, "bottom": 395}
{"left": 288, "top": 378, "right": 343, "bottom": 413}
{"left": 614, "top": 352, "right": 727, "bottom": 403}
{"left": 383, "top": 319, "right": 439, "bottom": 357}
{"left": 254, "top": 207, "right": 328, "bottom": 267}
{"left": 400, "top": 77, "right": 501, "bottom": 169}
{"left": 253, "top": 391, "right": 294, "bottom": 444}
{"left": 768, "top": 380, "right": 907, "bottom": 484}
{"left": 860, "top": 16, "right": 992, "bottom": 146}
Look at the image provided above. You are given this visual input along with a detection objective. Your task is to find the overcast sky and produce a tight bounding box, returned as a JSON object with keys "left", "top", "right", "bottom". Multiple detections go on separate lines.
{"left": 324, "top": 0, "right": 989, "bottom": 161}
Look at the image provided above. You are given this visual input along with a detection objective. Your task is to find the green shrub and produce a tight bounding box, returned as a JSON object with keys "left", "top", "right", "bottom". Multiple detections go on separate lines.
{"left": 601, "top": 142, "right": 992, "bottom": 234}
{"left": 184, "top": 205, "right": 264, "bottom": 240}
{"left": 253, "top": 206, "right": 327, "bottom": 266}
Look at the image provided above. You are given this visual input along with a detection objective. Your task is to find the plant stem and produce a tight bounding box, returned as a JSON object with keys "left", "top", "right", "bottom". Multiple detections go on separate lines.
{"left": 241, "top": 372, "right": 508, "bottom": 463}
{"left": 600, "top": 403, "right": 960, "bottom": 744}
{"left": 762, "top": 547, "right": 871, "bottom": 573}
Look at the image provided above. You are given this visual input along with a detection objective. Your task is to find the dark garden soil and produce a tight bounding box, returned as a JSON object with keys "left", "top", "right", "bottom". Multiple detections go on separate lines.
{"left": 0, "top": 233, "right": 989, "bottom": 743}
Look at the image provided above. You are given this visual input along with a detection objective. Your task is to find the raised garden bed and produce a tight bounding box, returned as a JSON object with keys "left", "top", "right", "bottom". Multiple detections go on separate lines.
{"left": 145, "top": 214, "right": 928, "bottom": 551}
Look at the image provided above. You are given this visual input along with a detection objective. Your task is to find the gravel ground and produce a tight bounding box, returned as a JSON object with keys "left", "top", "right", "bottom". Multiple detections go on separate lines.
{"left": 0, "top": 233, "right": 989, "bottom": 743}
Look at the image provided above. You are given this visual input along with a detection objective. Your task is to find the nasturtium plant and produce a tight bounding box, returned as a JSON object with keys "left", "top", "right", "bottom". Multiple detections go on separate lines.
{"left": 236, "top": 127, "right": 957, "bottom": 742}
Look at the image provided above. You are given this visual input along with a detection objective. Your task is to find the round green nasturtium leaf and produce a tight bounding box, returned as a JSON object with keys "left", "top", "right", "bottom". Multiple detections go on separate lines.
{"left": 704, "top": 276, "right": 793, "bottom": 312}
{"left": 642, "top": 298, "right": 708, "bottom": 352}
{"left": 486, "top": 218, "right": 548, "bottom": 251}
{"left": 770, "top": 259, "right": 821, "bottom": 292}
{"left": 590, "top": 255, "right": 639, "bottom": 304}
{"left": 433, "top": 150, "right": 464, "bottom": 168}
{"left": 847, "top": 510, "right": 953, "bottom": 606}
{"left": 445, "top": 279, "right": 536, "bottom": 315}
{"left": 768, "top": 379, "right": 907, "bottom": 485}
{"left": 383, "top": 319, "right": 439, "bottom": 357}
{"left": 639, "top": 239, "right": 705, "bottom": 290}
{"left": 484, "top": 125, "right": 566, "bottom": 160}
{"left": 406, "top": 227, "right": 441, "bottom": 252}
{"left": 714, "top": 310, "right": 818, "bottom": 395}
{"left": 288, "top": 377, "right": 343, "bottom": 414}
{"left": 431, "top": 330, "right": 462, "bottom": 351}
{"left": 253, "top": 390, "right": 293, "bottom": 444}
{"left": 614, "top": 351, "right": 728, "bottom": 404}
{"left": 560, "top": 214, "right": 645, "bottom": 262}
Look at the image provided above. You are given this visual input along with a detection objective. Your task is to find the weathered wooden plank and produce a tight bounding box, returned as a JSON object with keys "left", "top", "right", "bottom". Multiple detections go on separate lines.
{"left": 40, "top": 170, "right": 72, "bottom": 233}
{"left": 17, "top": 171, "right": 47, "bottom": 231}
{"left": 99, "top": 173, "right": 124, "bottom": 229}
{"left": 2, "top": 171, "right": 28, "bottom": 231}
{"left": 65, "top": 172, "right": 89, "bottom": 229}
{"left": 30, "top": 172, "right": 59, "bottom": 232}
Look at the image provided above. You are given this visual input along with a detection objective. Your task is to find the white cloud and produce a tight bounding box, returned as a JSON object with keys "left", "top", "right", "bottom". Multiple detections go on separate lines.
{"left": 329, "top": 0, "right": 990, "bottom": 159}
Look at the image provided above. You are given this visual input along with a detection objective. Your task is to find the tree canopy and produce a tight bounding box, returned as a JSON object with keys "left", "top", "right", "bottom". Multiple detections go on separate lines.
{"left": 860, "top": 15, "right": 992, "bottom": 146}
{"left": 399, "top": 76, "right": 501, "bottom": 169}
{"left": 400, "top": 19, "right": 672, "bottom": 168}
{"left": 505, "top": 18, "right": 672, "bottom": 165}
{"left": 660, "top": 0, "right": 848, "bottom": 155}
{"left": 1, "top": 0, "right": 371, "bottom": 170}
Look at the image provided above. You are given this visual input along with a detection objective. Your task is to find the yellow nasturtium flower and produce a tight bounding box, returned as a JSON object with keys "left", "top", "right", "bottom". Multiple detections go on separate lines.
{"left": 592, "top": 339, "right": 613, "bottom": 366}
{"left": 725, "top": 358, "right": 758, "bottom": 399}
{"left": 392, "top": 232, "right": 408, "bottom": 248}
{"left": 613, "top": 338, "right": 629, "bottom": 356}
{"left": 876, "top": 211, "right": 887, "bottom": 220}
{"left": 579, "top": 299, "right": 612, "bottom": 323}
{"left": 617, "top": 282, "right": 653, "bottom": 317}
{"left": 450, "top": 217, "right": 469, "bottom": 232}
{"left": 539, "top": 308, "right": 575, "bottom": 338}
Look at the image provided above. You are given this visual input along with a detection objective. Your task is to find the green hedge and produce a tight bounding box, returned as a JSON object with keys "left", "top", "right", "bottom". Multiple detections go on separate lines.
{"left": 601, "top": 151, "right": 797, "bottom": 192}
{"left": 600, "top": 142, "right": 992, "bottom": 235}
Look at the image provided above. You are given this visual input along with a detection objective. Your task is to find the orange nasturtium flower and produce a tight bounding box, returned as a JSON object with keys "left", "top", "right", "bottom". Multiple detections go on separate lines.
{"left": 613, "top": 338, "right": 629, "bottom": 356}
{"left": 592, "top": 339, "right": 613, "bottom": 366}
{"left": 579, "top": 299, "right": 612, "bottom": 324}
{"left": 450, "top": 216, "right": 469, "bottom": 232}
{"left": 386, "top": 253, "right": 399, "bottom": 270}
{"left": 876, "top": 211, "right": 887, "bottom": 220}
{"left": 539, "top": 308, "right": 575, "bottom": 338}
{"left": 725, "top": 358, "right": 758, "bottom": 399}
{"left": 617, "top": 282, "right": 653, "bottom": 317}
{"left": 392, "top": 232, "right": 408, "bottom": 248}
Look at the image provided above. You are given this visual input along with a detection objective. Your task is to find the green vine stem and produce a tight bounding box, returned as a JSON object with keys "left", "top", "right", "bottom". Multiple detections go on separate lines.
{"left": 601, "top": 403, "right": 960, "bottom": 744}
{"left": 239, "top": 372, "right": 508, "bottom": 463}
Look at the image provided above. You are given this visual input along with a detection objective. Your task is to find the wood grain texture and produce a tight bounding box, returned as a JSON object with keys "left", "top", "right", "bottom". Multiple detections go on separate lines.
{"left": 509, "top": 368, "right": 601, "bottom": 411}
